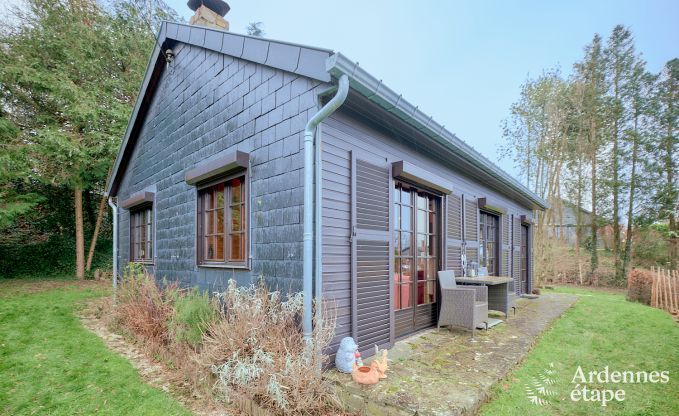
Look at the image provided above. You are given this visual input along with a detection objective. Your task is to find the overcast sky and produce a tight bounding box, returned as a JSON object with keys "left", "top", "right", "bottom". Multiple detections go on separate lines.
{"left": 165, "top": 0, "right": 678, "bottom": 178}
{"left": 2, "top": 0, "right": 677, "bottom": 180}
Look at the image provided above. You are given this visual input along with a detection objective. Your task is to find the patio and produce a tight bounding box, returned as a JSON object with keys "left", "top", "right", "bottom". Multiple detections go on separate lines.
{"left": 328, "top": 293, "right": 578, "bottom": 416}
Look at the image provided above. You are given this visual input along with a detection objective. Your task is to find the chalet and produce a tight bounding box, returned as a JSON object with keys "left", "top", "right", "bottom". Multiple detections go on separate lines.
{"left": 106, "top": 0, "right": 548, "bottom": 358}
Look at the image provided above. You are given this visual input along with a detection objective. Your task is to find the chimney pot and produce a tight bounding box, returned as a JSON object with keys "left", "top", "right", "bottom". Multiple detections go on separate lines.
{"left": 187, "top": 0, "right": 230, "bottom": 30}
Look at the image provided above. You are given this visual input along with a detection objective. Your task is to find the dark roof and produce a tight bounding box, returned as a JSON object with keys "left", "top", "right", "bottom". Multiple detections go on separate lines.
{"left": 106, "top": 21, "right": 549, "bottom": 210}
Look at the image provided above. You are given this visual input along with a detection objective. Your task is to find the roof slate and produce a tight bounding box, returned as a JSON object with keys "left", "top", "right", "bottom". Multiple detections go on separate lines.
{"left": 106, "top": 21, "right": 548, "bottom": 210}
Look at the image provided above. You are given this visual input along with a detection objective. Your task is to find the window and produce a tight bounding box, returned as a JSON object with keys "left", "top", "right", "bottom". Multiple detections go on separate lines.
{"left": 393, "top": 182, "right": 439, "bottom": 310}
{"left": 479, "top": 211, "right": 499, "bottom": 275}
{"left": 130, "top": 206, "right": 153, "bottom": 263}
{"left": 197, "top": 174, "right": 247, "bottom": 267}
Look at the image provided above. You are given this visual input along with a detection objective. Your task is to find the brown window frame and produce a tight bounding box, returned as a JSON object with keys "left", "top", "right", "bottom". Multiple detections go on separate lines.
{"left": 130, "top": 204, "right": 154, "bottom": 264}
{"left": 479, "top": 210, "right": 499, "bottom": 276}
{"left": 196, "top": 170, "right": 249, "bottom": 268}
{"left": 393, "top": 181, "right": 441, "bottom": 311}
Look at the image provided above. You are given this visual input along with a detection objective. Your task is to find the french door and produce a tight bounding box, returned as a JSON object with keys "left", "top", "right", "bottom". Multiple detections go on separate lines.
{"left": 521, "top": 224, "right": 529, "bottom": 294}
{"left": 393, "top": 182, "right": 440, "bottom": 337}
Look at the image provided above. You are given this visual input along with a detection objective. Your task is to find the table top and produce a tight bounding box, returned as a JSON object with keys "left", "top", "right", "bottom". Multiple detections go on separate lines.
{"left": 455, "top": 276, "right": 514, "bottom": 285}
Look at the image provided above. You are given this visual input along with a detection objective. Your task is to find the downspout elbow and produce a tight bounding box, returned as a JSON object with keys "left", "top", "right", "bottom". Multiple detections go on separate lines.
{"left": 303, "top": 75, "right": 349, "bottom": 340}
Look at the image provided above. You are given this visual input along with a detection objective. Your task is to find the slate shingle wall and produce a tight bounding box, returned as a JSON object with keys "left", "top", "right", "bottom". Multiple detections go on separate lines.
{"left": 117, "top": 41, "right": 328, "bottom": 292}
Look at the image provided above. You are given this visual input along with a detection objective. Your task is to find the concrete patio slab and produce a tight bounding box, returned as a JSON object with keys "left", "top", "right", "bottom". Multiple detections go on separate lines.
{"left": 328, "top": 293, "right": 578, "bottom": 416}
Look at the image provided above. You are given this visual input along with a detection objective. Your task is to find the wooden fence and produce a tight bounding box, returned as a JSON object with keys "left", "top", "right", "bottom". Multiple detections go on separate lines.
{"left": 650, "top": 267, "right": 679, "bottom": 315}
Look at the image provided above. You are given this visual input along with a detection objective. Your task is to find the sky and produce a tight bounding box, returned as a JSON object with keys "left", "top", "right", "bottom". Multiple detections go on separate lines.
{"left": 2, "top": 0, "right": 677, "bottom": 179}
{"left": 162, "top": 0, "right": 678, "bottom": 178}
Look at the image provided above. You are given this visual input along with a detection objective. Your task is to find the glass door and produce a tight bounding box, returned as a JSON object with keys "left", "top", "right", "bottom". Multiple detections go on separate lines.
{"left": 394, "top": 182, "right": 440, "bottom": 337}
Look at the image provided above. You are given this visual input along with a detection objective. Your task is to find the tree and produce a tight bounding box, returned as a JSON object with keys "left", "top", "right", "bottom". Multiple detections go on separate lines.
{"left": 574, "top": 34, "right": 607, "bottom": 284}
{"left": 652, "top": 59, "right": 679, "bottom": 266}
{"left": 603, "top": 25, "right": 636, "bottom": 282}
{"left": 246, "top": 21, "right": 264, "bottom": 37}
{"left": 0, "top": 0, "right": 160, "bottom": 277}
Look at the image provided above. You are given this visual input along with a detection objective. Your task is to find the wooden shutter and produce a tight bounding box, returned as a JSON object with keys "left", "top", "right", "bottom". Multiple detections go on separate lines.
{"left": 512, "top": 215, "right": 521, "bottom": 294}
{"left": 351, "top": 155, "right": 392, "bottom": 353}
{"left": 446, "top": 193, "right": 463, "bottom": 276}
{"left": 501, "top": 214, "right": 510, "bottom": 276}
{"left": 463, "top": 196, "right": 479, "bottom": 271}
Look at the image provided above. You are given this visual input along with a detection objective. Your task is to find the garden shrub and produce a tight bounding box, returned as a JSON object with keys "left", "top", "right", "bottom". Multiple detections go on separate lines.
{"left": 113, "top": 264, "right": 176, "bottom": 345}
{"left": 200, "top": 279, "right": 338, "bottom": 415}
{"left": 170, "top": 287, "right": 216, "bottom": 347}
{"left": 627, "top": 268, "right": 653, "bottom": 305}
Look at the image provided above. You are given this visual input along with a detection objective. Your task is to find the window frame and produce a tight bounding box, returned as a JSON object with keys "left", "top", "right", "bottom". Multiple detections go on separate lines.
{"left": 129, "top": 204, "right": 154, "bottom": 264}
{"left": 196, "top": 170, "right": 249, "bottom": 269}
{"left": 479, "top": 210, "right": 500, "bottom": 276}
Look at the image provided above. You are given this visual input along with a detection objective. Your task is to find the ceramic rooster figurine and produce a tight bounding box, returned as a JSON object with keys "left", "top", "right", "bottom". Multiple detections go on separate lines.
{"left": 370, "top": 345, "right": 389, "bottom": 379}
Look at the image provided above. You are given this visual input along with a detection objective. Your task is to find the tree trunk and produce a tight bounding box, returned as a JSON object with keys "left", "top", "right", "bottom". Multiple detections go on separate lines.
{"left": 86, "top": 192, "right": 107, "bottom": 272}
{"left": 622, "top": 113, "right": 640, "bottom": 279}
{"left": 75, "top": 186, "right": 85, "bottom": 279}
{"left": 590, "top": 127, "right": 599, "bottom": 285}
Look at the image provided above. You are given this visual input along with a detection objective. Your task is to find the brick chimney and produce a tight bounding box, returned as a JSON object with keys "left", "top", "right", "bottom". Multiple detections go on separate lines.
{"left": 187, "top": 0, "right": 230, "bottom": 30}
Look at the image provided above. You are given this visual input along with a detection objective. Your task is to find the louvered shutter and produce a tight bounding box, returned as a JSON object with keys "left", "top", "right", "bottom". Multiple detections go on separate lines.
{"left": 463, "top": 196, "right": 479, "bottom": 272}
{"left": 351, "top": 155, "right": 392, "bottom": 353}
{"left": 512, "top": 215, "right": 521, "bottom": 294}
{"left": 446, "top": 193, "right": 463, "bottom": 276}
{"left": 501, "top": 214, "right": 510, "bottom": 277}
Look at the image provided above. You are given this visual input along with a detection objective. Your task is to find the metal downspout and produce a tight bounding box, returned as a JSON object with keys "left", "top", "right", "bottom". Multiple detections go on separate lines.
{"left": 107, "top": 197, "right": 118, "bottom": 293}
{"left": 303, "top": 75, "right": 349, "bottom": 340}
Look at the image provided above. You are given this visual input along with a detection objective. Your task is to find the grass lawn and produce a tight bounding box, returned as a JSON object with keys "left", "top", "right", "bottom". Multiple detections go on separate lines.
{"left": 0, "top": 279, "right": 190, "bottom": 416}
{"left": 480, "top": 286, "right": 679, "bottom": 415}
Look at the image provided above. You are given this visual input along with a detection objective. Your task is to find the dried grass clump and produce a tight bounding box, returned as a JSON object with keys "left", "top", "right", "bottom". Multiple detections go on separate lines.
{"left": 113, "top": 264, "right": 176, "bottom": 345}
{"left": 200, "top": 279, "right": 338, "bottom": 415}
{"left": 627, "top": 268, "right": 653, "bottom": 305}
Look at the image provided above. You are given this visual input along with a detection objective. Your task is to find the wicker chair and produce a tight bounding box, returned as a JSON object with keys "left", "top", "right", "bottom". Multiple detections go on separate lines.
{"left": 437, "top": 270, "right": 489, "bottom": 336}
{"left": 506, "top": 280, "right": 518, "bottom": 317}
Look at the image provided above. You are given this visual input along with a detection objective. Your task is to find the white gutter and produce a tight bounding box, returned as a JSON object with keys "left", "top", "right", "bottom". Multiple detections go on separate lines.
{"left": 303, "top": 75, "right": 349, "bottom": 339}
{"left": 325, "top": 53, "right": 550, "bottom": 211}
{"left": 107, "top": 197, "right": 118, "bottom": 293}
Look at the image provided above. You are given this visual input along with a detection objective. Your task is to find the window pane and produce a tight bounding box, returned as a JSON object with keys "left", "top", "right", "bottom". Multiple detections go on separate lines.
{"left": 401, "top": 188, "right": 410, "bottom": 206}
{"left": 417, "top": 279, "right": 426, "bottom": 305}
{"left": 401, "top": 232, "right": 411, "bottom": 257}
{"left": 216, "top": 234, "right": 224, "bottom": 260}
{"left": 427, "top": 281, "right": 436, "bottom": 303}
{"left": 393, "top": 231, "right": 400, "bottom": 257}
{"left": 204, "top": 190, "right": 212, "bottom": 210}
{"left": 217, "top": 207, "right": 224, "bottom": 234}
{"left": 393, "top": 257, "right": 401, "bottom": 284}
{"left": 427, "top": 258, "right": 437, "bottom": 279}
{"left": 401, "top": 257, "right": 412, "bottom": 285}
{"left": 147, "top": 241, "right": 153, "bottom": 259}
{"left": 231, "top": 205, "right": 242, "bottom": 232}
{"left": 400, "top": 283, "right": 412, "bottom": 308}
{"left": 417, "top": 209, "right": 427, "bottom": 233}
{"left": 394, "top": 185, "right": 401, "bottom": 203}
{"left": 230, "top": 234, "right": 243, "bottom": 260}
{"left": 206, "top": 236, "right": 215, "bottom": 259}
{"left": 416, "top": 256, "right": 426, "bottom": 281}
{"left": 429, "top": 234, "right": 437, "bottom": 256}
{"left": 231, "top": 177, "right": 242, "bottom": 204}
{"left": 217, "top": 186, "right": 225, "bottom": 208}
{"left": 417, "top": 233, "right": 427, "bottom": 256}
{"left": 206, "top": 210, "right": 214, "bottom": 234}
{"left": 417, "top": 193, "right": 427, "bottom": 210}
{"left": 393, "top": 203, "right": 400, "bottom": 230}
{"left": 401, "top": 205, "right": 411, "bottom": 231}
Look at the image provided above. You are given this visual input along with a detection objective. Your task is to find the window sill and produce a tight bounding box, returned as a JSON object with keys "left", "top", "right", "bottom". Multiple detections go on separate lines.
{"left": 131, "top": 261, "right": 154, "bottom": 266}
{"left": 197, "top": 264, "right": 250, "bottom": 271}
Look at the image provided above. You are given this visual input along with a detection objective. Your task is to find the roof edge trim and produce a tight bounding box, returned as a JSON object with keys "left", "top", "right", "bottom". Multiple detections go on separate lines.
{"left": 325, "top": 52, "right": 550, "bottom": 211}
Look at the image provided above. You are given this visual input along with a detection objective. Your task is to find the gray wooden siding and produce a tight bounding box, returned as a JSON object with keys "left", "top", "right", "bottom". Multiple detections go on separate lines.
{"left": 116, "top": 41, "right": 329, "bottom": 291}
{"left": 321, "top": 109, "right": 535, "bottom": 350}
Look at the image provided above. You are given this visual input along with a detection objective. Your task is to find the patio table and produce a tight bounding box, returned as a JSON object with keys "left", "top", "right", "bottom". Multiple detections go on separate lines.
{"left": 455, "top": 276, "right": 514, "bottom": 318}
